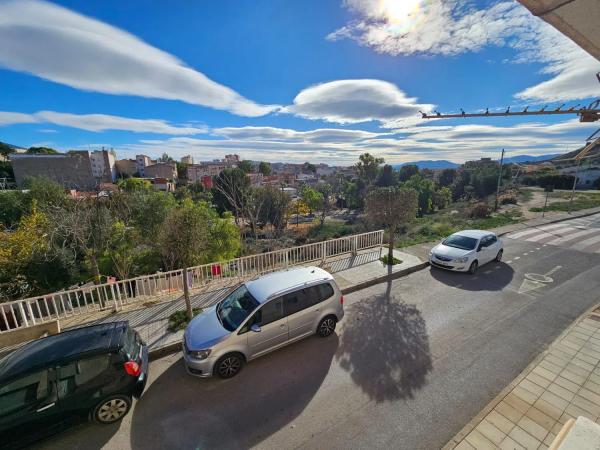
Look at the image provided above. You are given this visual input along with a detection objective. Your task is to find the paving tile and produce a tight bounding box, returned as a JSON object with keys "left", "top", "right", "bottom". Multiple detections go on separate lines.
{"left": 558, "top": 411, "right": 575, "bottom": 425}
{"left": 544, "top": 354, "right": 570, "bottom": 369}
{"left": 550, "top": 348, "right": 574, "bottom": 362}
{"left": 574, "top": 352, "right": 599, "bottom": 366}
{"left": 517, "top": 416, "right": 549, "bottom": 442}
{"left": 546, "top": 383, "right": 575, "bottom": 403}
{"left": 508, "top": 426, "right": 542, "bottom": 450}
{"left": 589, "top": 372, "right": 600, "bottom": 385}
{"left": 519, "top": 379, "right": 546, "bottom": 398}
{"left": 539, "top": 391, "right": 569, "bottom": 412}
{"left": 496, "top": 401, "right": 525, "bottom": 423}
{"left": 465, "top": 429, "right": 496, "bottom": 450}
{"left": 553, "top": 376, "right": 580, "bottom": 393}
{"left": 570, "top": 357, "right": 595, "bottom": 373}
{"left": 582, "top": 318, "right": 600, "bottom": 329}
{"left": 526, "top": 373, "right": 552, "bottom": 389}
{"left": 571, "top": 394, "right": 600, "bottom": 417}
{"left": 532, "top": 366, "right": 558, "bottom": 383}
{"left": 538, "top": 360, "right": 563, "bottom": 375}
{"left": 583, "top": 379, "right": 600, "bottom": 396}
{"left": 574, "top": 326, "right": 594, "bottom": 337}
{"left": 571, "top": 331, "right": 592, "bottom": 342}
{"left": 560, "top": 368, "right": 587, "bottom": 385}
{"left": 506, "top": 392, "right": 533, "bottom": 414}
{"left": 499, "top": 435, "right": 526, "bottom": 450}
{"left": 554, "top": 344, "right": 577, "bottom": 357}
{"left": 525, "top": 407, "right": 555, "bottom": 432}
{"left": 563, "top": 363, "right": 591, "bottom": 379}
{"left": 513, "top": 386, "right": 538, "bottom": 405}
{"left": 577, "top": 387, "right": 600, "bottom": 407}
{"left": 564, "top": 403, "right": 596, "bottom": 422}
{"left": 533, "top": 399, "right": 562, "bottom": 421}
{"left": 578, "top": 348, "right": 600, "bottom": 362}
{"left": 561, "top": 339, "right": 583, "bottom": 351}
{"left": 537, "top": 444, "right": 548, "bottom": 450}
{"left": 487, "top": 410, "right": 516, "bottom": 434}
{"left": 543, "top": 432, "right": 556, "bottom": 446}
{"left": 476, "top": 419, "right": 506, "bottom": 445}
{"left": 454, "top": 440, "right": 475, "bottom": 450}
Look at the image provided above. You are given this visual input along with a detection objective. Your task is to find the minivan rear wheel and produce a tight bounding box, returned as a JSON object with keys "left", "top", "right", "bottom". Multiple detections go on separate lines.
{"left": 92, "top": 395, "right": 132, "bottom": 424}
{"left": 317, "top": 316, "right": 337, "bottom": 337}
{"left": 215, "top": 353, "right": 245, "bottom": 379}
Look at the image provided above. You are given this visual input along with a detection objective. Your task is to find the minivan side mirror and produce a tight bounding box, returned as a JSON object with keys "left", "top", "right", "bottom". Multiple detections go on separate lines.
{"left": 250, "top": 324, "right": 261, "bottom": 333}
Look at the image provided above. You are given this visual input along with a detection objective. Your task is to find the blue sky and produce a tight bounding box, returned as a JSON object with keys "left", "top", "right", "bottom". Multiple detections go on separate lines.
{"left": 0, "top": 0, "right": 599, "bottom": 165}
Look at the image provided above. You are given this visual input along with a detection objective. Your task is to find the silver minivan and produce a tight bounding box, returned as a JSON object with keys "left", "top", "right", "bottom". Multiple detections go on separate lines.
{"left": 182, "top": 266, "right": 344, "bottom": 378}
{"left": 182, "top": 267, "right": 344, "bottom": 378}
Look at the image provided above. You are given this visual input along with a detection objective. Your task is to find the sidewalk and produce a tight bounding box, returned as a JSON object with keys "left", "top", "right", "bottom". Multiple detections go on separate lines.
{"left": 87, "top": 247, "right": 424, "bottom": 357}
{"left": 445, "top": 305, "right": 600, "bottom": 450}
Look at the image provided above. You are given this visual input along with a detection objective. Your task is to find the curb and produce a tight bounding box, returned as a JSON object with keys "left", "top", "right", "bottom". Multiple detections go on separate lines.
{"left": 442, "top": 302, "right": 600, "bottom": 450}
{"left": 147, "top": 261, "right": 431, "bottom": 361}
{"left": 495, "top": 207, "right": 600, "bottom": 237}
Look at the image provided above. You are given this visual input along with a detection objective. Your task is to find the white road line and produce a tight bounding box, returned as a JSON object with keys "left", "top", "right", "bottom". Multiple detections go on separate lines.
{"left": 527, "top": 228, "right": 575, "bottom": 242}
{"left": 506, "top": 260, "right": 513, "bottom": 264}
{"left": 514, "top": 256, "right": 520, "bottom": 260}
{"left": 545, "top": 228, "right": 600, "bottom": 246}
{"left": 572, "top": 233, "right": 600, "bottom": 251}
{"left": 508, "top": 223, "right": 573, "bottom": 239}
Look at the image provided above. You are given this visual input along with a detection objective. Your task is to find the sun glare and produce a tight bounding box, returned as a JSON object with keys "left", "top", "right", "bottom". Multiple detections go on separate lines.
{"left": 380, "top": 0, "right": 422, "bottom": 24}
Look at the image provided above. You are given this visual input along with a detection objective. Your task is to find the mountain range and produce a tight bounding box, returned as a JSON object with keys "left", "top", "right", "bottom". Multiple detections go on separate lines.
{"left": 392, "top": 154, "right": 562, "bottom": 170}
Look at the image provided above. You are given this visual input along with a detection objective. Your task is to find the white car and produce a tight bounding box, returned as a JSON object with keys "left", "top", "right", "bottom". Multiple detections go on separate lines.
{"left": 429, "top": 230, "right": 503, "bottom": 274}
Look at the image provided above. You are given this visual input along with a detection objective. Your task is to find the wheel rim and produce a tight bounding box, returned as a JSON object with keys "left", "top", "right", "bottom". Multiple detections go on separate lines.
{"left": 97, "top": 398, "right": 128, "bottom": 422}
{"left": 320, "top": 319, "right": 335, "bottom": 336}
{"left": 471, "top": 262, "right": 478, "bottom": 273}
{"left": 497, "top": 250, "right": 503, "bottom": 261}
{"left": 219, "top": 356, "right": 241, "bottom": 377}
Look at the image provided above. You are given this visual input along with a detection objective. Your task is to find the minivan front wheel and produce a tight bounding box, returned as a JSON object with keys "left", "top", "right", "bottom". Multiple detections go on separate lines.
{"left": 317, "top": 316, "right": 337, "bottom": 337}
{"left": 93, "top": 395, "right": 132, "bottom": 424}
{"left": 215, "top": 353, "right": 244, "bottom": 379}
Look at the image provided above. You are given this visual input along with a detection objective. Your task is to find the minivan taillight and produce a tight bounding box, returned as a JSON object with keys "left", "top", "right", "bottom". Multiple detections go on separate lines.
{"left": 340, "top": 295, "right": 344, "bottom": 305}
{"left": 124, "top": 360, "right": 141, "bottom": 376}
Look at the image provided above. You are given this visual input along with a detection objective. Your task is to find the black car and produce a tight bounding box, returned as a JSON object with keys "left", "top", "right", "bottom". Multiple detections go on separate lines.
{"left": 0, "top": 321, "right": 148, "bottom": 449}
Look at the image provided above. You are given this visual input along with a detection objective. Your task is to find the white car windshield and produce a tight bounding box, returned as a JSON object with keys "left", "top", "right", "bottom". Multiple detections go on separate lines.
{"left": 216, "top": 285, "right": 259, "bottom": 332}
{"left": 442, "top": 235, "right": 478, "bottom": 251}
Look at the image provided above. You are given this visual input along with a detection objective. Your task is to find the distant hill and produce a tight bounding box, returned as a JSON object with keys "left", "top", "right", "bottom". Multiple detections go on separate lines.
{"left": 551, "top": 143, "right": 600, "bottom": 162}
{"left": 502, "top": 154, "right": 560, "bottom": 164}
{"left": 392, "top": 160, "right": 459, "bottom": 170}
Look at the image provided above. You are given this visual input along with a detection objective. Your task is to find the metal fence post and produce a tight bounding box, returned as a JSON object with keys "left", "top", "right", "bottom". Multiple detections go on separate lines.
{"left": 352, "top": 236, "right": 358, "bottom": 256}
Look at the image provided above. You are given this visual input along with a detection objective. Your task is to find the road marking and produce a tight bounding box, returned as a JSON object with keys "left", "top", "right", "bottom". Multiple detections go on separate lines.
{"left": 508, "top": 223, "right": 568, "bottom": 239}
{"left": 570, "top": 233, "right": 600, "bottom": 251}
{"left": 506, "top": 260, "right": 513, "bottom": 264}
{"left": 518, "top": 266, "right": 562, "bottom": 294}
{"left": 545, "top": 228, "right": 600, "bottom": 246}
{"left": 484, "top": 270, "right": 492, "bottom": 274}
{"left": 523, "top": 253, "right": 529, "bottom": 256}
{"left": 536, "top": 247, "right": 541, "bottom": 250}
{"left": 514, "top": 256, "right": 520, "bottom": 260}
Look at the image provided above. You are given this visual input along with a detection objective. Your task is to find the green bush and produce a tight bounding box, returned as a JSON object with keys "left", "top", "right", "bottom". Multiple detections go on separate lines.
{"left": 468, "top": 202, "right": 491, "bottom": 219}
{"left": 380, "top": 254, "right": 402, "bottom": 266}
{"left": 168, "top": 308, "right": 203, "bottom": 332}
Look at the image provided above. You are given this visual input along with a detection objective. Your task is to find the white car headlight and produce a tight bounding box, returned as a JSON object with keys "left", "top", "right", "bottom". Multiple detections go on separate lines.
{"left": 191, "top": 349, "right": 212, "bottom": 360}
{"left": 454, "top": 256, "right": 469, "bottom": 263}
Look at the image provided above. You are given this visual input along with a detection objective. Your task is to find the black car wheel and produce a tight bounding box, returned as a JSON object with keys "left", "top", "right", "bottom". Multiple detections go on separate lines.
{"left": 317, "top": 316, "right": 337, "bottom": 337}
{"left": 92, "top": 395, "right": 132, "bottom": 424}
{"left": 468, "top": 260, "right": 478, "bottom": 274}
{"left": 215, "top": 353, "right": 244, "bottom": 379}
{"left": 495, "top": 249, "right": 503, "bottom": 262}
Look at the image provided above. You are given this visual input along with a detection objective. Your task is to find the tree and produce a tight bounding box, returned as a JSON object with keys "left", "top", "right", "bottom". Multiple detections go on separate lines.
{"left": 0, "top": 142, "right": 13, "bottom": 158}
{"left": 366, "top": 187, "right": 418, "bottom": 262}
{"left": 23, "top": 177, "right": 67, "bottom": 210}
{"left": 157, "top": 153, "right": 174, "bottom": 163}
{"left": 355, "top": 153, "right": 384, "bottom": 185}
{"left": 398, "top": 164, "right": 419, "bottom": 182}
{"left": 118, "top": 178, "right": 152, "bottom": 192}
{"left": 0, "top": 161, "right": 14, "bottom": 179}
{"left": 258, "top": 161, "right": 271, "bottom": 176}
{"left": 438, "top": 168, "right": 457, "bottom": 187}
{"left": 0, "top": 190, "right": 26, "bottom": 229}
{"left": 237, "top": 160, "right": 254, "bottom": 174}
{"left": 158, "top": 200, "right": 240, "bottom": 319}
{"left": 404, "top": 174, "right": 436, "bottom": 216}
{"left": 302, "top": 162, "right": 317, "bottom": 174}
{"left": 375, "top": 164, "right": 397, "bottom": 187}
{"left": 316, "top": 183, "right": 333, "bottom": 226}
{"left": 256, "top": 187, "right": 291, "bottom": 235}
{"left": 176, "top": 162, "right": 189, "bottom": 181}
{"left": 212, "top": 168, "right": 250, "bottom": 224}
{"left": 433, "top": 187, "right": 452, "bottom": 210}
{"left": 299, "top": 185, "right": 323, "bottom": 215}
{"left": 26, "top": 146, "right": 59, "bottom": 154}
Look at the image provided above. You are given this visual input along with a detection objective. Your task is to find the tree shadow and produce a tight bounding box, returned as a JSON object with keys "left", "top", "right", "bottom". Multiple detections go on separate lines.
{"left": 429, "top": 262, "right": 514, "bottom": 291}
{"left": 130, "top": 335, "right": 338, "bottom": 449}
{"left": 336, "top": 282, "right": 432, "bottom": 402}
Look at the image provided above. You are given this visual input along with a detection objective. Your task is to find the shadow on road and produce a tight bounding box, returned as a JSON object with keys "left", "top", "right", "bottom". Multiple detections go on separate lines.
{"left": 29, "top": 417, "right": 121, "bottom": 450}
{"left": 430, "top": 262, "right": 514, "bottom": 291}
{"left": 130, "top": 334, "right": 338, "bottom": 449}
{"left": 336, "top": 282, "right": 432, "bottom": 402}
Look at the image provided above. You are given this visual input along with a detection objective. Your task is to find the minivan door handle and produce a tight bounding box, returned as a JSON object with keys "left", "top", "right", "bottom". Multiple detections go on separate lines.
{"left": 36, "top": 402, "right": 55, "bottom": 412}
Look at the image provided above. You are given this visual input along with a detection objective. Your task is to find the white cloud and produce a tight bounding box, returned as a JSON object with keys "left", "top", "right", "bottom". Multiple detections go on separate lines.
{"left": 112, "top": 119, "right": 595, "bottom": 165}
{"left": 0, "top": 110, "right": 208, "bottom": 134}
{"left": 0, "top": 0, "right": 278, "bottom": 117}
{"left": 286, "top": 79, "right": 434, "bottom": 125}
{"left": 329, "top": 0, "right": 600, "bottom": 102}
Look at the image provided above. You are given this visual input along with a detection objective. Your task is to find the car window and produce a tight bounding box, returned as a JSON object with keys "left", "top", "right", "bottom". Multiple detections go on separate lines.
{"left": 316, "top": 283, "right": 334, "bottom": 303}
{"left": 0, "top": 370, "right": 50, "bottom": 415}
{"left": 57, "top": 354, "right": 110, "bottom": 397}
{"left": 443, "top": 235, "right": 478, "bottom": 250}
{"left": 283, "top": 289, "right": 312, "bottom": 316}
{"left": 217, "top": 285, "right": 260, "bottom": 332}
{"left": 488, "top": 235, "right": 497, "bottom": 245}
{"left": 254, "top": 298, "right": 284, "bottom": 326}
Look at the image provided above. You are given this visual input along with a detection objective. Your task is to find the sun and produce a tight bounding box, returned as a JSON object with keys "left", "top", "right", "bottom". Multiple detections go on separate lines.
{"left": 380, "top": 0, "right": 422, "bottom": 24}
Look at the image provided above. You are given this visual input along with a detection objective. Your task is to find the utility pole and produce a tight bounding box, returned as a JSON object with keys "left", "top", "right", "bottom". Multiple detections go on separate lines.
{"left": 494, "top": 149, "right": 505, "bottom": 212}
{"left": 568, "top": 158, "right": 583, "bottom": 213}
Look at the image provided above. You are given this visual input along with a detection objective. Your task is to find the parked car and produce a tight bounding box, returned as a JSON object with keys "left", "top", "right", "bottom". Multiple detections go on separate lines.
{"left": 0, "top": 321, "right": 148, "bottom": 449}
{"left": 183, "top": 266, "right": 344, "bottom": 379}
{"left": 429, "top": 230, "right": 503, "bottom": 274}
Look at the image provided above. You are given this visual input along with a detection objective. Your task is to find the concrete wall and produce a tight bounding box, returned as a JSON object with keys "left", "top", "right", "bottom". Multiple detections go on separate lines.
{"left": 0, "top": 320, "right": 60, "bottom": 349}
{"left": 11, "top": 152, "right": 97, "bottom": 189}
{"left": 145, "top": 163, "right": 177, "bottom": 180}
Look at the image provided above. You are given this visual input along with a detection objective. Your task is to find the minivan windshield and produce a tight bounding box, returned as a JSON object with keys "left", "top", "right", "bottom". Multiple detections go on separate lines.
{"left": 216, "top": 285, "right": 259, "bottom": 332}
{"left": 442, "top": 234, "right": 478, "bottom": 251}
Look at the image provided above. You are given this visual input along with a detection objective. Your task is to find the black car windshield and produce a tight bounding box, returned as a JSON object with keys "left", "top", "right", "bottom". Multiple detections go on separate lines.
{"left": 216, "top": 285, "right": 259, "bottom": 332}
{"left": 442, "top": 234, "right": 478, "bottom": 251}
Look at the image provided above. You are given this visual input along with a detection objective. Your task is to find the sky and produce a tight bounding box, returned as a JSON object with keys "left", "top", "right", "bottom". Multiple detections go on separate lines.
{"left": 0, "top": 0, "right": 599, "bottom": 165}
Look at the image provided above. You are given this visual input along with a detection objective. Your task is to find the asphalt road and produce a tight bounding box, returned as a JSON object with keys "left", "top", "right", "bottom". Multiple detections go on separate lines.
{"left": 37, "top": 232, "right": 600, "bottom": 450}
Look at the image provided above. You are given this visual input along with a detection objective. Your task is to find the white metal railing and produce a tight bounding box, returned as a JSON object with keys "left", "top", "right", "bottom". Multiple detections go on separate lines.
{"left": 0, "top": 230, "right": 384, "bottom": 333}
